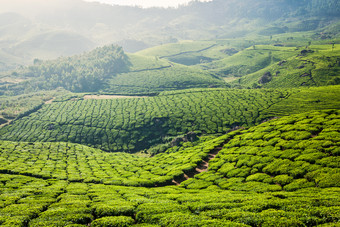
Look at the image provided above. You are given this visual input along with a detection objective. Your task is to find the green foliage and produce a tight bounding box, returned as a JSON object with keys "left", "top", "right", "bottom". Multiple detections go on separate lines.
{"left": 181, "top": 109, "right": 340, "bottom": 192}
{"left": 0, "top": 135, "right": 226, "bottom": 187}
{"left": 0, "top": 88, "right": 289, "bottom": 152}
{"left": 4, "top": 45, "right": 128, "bottom": 93}
{"left": 0, "top": 173, "right": 338, "bottom": 226}
{"left": 2, "top": 86, "right": 339, "bottom": 153}
{"left": 238, "top": 44, "right": 340, "bottom": 88}
{"left": 104, "top": 64, "right": 225, "bottom": 94}
{"left": 0, "top": 1, "right": 339, "bottom": 226}
{"left": 91, "top": 216, "right": 135, "bottom": 227}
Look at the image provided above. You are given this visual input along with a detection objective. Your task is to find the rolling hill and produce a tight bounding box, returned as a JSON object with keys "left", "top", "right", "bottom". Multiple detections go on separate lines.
{"left": 0, "top": 109, "right": 339, "bottom": 226}
{"left": 0, "top": 1, "right": 339, "bottom": 226}
{"left": 1, "top": 86, "right": 339, "bottom": 153}
{"left": 0, "top": 0, "right": 339, "bottom": 71}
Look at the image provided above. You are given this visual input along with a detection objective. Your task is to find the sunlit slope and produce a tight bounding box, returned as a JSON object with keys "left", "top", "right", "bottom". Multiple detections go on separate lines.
{"left": 238, "top": 44, "right": 340, "bottom": 88}
{"left": 3, "top": 45, "right": 226, "bottom": 96}
{"left": 136, "top": 41, "right": 218, "bottom": 58}
{"left": 198, "top": 45, "right": 299, "bottom": 77}
{"left": 0, "top": 109, "right": 339, "bottom": 226}
{"left": 0, "top": 135, "right": 225, "bottom": 187}
{"left": 103, "top": 54, "right": 225, "bottom": 94}
{"left": 1, "top": 86, "right": 339, "bottom": 153}
{"left": 181, "top": 109, "right": 340, "bottom": 191}
{"left": 0, "top": 88, "right": 287, "bottom": 152}
{"left": 137, "top": 40, "right": 340, "bottom": 89}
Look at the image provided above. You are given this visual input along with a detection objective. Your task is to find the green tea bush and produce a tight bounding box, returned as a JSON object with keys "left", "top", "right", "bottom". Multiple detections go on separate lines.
{"left": 283, "top": 179, "right": 315, "bottom": 191}
{"left": 93, "top": 204, "right": 135, "bottom": 218}
{"left": 273, "top": 175, "right": 294, "bottom": 186}
{"left": 246, "top": 173, "right": 272, "bottom": 182}
{"left": 91, "top": 216, "right": 135, "bottom": 227}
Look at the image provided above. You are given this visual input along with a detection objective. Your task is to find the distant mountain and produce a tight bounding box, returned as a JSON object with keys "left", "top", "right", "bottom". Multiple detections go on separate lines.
{"left": 0, "top": 0, "right": 339, "bottom": 70}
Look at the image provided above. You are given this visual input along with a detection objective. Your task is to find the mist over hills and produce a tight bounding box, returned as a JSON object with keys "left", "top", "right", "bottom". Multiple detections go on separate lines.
{"left": 0, "top": 0, "right": 339, "bottom": 71}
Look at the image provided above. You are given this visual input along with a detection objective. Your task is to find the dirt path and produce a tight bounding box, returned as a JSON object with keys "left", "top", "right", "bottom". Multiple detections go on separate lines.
{"left": 0, "top": 120, "right": 11, "bottom": 128}
{"left": 45, "top": 97, "right": 56, "bottom": 104}
{"left": 171, "top": 146, "right": 223, "bottom": 186}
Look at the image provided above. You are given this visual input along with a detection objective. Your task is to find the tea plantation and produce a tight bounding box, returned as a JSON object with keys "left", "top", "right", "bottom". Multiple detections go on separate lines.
{"left": 0, "top": 110, "right": 339, "bottom": 226}
{"left": 0, "top": 135, "right": 227, "bottom": 187}
{"left": 238, "top": 44, "right": 340, "bottom": 88}
{"left": 1, "top": 86, "right": 339, "bottom": 153}
{"left": 181, "top": 109, "right": 340, "bottom": 191}
{"left": 0, "top": 22, "right": 340, "bottom": 226}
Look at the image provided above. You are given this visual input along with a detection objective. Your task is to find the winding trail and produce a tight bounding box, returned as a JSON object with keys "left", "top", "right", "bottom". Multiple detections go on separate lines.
{"left": 171, "top": 146, "right": 223, "bottom": 186}
{"left": 45, "top": 97, "right": 56, "bottom": 104}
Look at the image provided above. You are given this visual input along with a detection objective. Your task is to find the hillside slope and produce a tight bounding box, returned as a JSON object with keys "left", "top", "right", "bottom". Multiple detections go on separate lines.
{"left": 1, "top": 45, "right": 226, "bottom": 95}
{"left": 135, "top": 38, "right": 340, "bottom": 89}
{"left": 0, "top": 109, "right": 339, "bottom": 226}
{"left": 237, "top": 44, "right": 340, "bottom": 88}
{"left": 181, "top": 109, "right": 340, "bottom": 191}
{"left": 1, "top": 86, "right": 339, "bottom": 153}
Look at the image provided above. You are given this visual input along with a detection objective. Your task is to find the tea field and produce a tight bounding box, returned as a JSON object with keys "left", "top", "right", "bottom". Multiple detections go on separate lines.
{"left": 0, "top": 24, "right": 340, "bottom": 227}
{"left": 0, "top": 135, "right": 227, "bottom": 187}
{"left": 1, "top": 86, "right": 340, "bottom": 153}
{"left": 181, "top": 109, "right": 340, "bottom": 191}
{"left": 0, "top": 175, "right": 339, "bottom": 226}
{"left": 0, "top": 109, "right": 339, "bottom": 226}
{"left": 238, "top": 44, "right": 340, "bottom": 88}
{"left": 0, "top": 88, "right": 287, "bottom": 152}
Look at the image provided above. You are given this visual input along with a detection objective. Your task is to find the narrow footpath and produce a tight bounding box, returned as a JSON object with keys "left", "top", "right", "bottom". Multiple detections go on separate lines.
{"left": 171, "top": 146, "right": 223, "bottom": 186}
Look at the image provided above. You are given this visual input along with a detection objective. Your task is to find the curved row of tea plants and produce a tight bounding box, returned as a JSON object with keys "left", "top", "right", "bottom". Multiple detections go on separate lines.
{"left": 103, "top": 64, "right": 226, "bottom": 94}
{"left": 0, "top": 89, "right": 290, "bottom": 152}
{"left": 0, "top": 174, "right": 339, "bottom": 226}
{"left": 0, "top": 135, "right": 227, "bottom": 187}
{"left": 2, "top": 86, "right": 340, "bottom": 153}
{"left": 180, "top": 109, "right": 340, "bottom": 192}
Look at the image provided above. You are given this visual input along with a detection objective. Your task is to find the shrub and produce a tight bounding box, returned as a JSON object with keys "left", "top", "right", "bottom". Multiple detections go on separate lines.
{"left": 283, "top": 179, "right": 315, "bottom": 191}
{"left": 295, "top": 152, "right": 327, "bottom": 163}
{"left": 185, "top": 179, "right": 213, "bottom": 189}
{"left": 91, "top": 216, "right": 135, "bottom": 227}
{"left": 246, "top": 173, "right": 272, "bottom": 182}
{"left": 273, "top": 175, "right": 293, "bottom": 186}
{"left": 93, "top": 204, "right": 135, "bottom": 217}
{"left": 218, "top": 163, "right": 235, "bottom": 175}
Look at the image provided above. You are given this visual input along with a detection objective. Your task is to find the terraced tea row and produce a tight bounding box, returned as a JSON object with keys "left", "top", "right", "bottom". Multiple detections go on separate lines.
{"left": 0, "top": 136, "right": 227, "bottom": 187}
{"left": 181, "top": 109, "right": 340, "bottom": 191}
{"left": 104, "top": 64, "right": 225, "bottom": 94}
{"left": 0, "top": 89, "right": 289, "bottom": 152}
{"left": 0, "top": 174, "right": 339, "bottom": 226}
{"left": 2, "top": 86, "right": 340, "bottom": 153}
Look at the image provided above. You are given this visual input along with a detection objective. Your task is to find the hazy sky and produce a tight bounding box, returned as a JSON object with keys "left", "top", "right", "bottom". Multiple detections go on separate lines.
{"left": 83, "top": 0, "right": 211, "bottom": 8}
